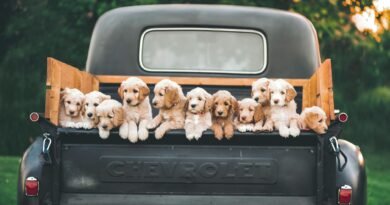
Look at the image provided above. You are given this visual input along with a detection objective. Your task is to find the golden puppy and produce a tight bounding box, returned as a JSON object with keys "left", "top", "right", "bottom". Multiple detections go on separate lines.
{"left": 211, "top": 90, "right": 237, "bottom": 140}
{"left": 96, "top": 99, "right": 124, "bottom": 139}
{"left": 82, "top": 91, "right": 111, "bottom": 129}
{"left": 59, "top": 88, "right": 85, "bottom": 128}
{"left": 234, "top": 98, "right": 259, "bottom": 132}
{"left": 251, "top": 78, "right": 273, "bottom": 131}
{"left": 148, "top": 79, "right": 186, "bottom": 139}
{"left": 269, "top": 79, "right": 300, "bottom": 138}
{"left": 299, "top": 106, "right": 328, "bottom": 134}
{"left": 118, "top": 77, "right": 152, "bottom": 143}
{"left": 184, "top": 87, "right": 213, "bottom": 141}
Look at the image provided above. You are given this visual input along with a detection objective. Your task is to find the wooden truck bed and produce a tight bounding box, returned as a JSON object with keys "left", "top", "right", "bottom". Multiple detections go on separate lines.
{"left": 44, "top": 57, "right": 335, "bottom": 126}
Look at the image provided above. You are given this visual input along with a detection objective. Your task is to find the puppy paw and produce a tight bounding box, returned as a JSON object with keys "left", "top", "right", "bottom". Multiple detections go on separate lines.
{"left": 246, "top": 124, "right": 254, "bottom": 132}
{"left": 155, "top": 127, "right": 166, "bottom": 140}
{"left": 186, "top": 133, "right": 194, "bottom": 141}
{"left": 147, "top": 122, "right": 157, "bottom": 130}
{"left": 138, "top": 128, "right": 149, "bottom": 141}
{"left": 237, "top": 125, "right": 247, "bottom": 133}
{"left": 253, "top": 124, "right": 263, "bottom": 132}
{"left": 82, "top": 122, "right": 93, "bottom": 129}
{"left": 289, "top": 127, "right": 300, "bottom": 137}
{"left": 119, "top": 124, "right": 128, "bottom": 140}
{"left": 194, "top": 133, "right": 202, "bottom": 140}
{"left": 99, "top": 130, "right": 110, "bottom": 139}
{"left": 279, "top": 127, "right": 290, "bottom": 138}
{"left": 65, "top": 122, "right": 76, "bottom": 128}
{"left": 262, "top": 124, "right": 273, "bottom": 132}
{"left": 128, "top": 129, "right": 139, "bottom": 143}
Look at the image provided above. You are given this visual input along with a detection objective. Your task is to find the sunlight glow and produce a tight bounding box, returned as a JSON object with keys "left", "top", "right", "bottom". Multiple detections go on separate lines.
{"left": 352, "top": 8, "right": 379, "bottom": 33}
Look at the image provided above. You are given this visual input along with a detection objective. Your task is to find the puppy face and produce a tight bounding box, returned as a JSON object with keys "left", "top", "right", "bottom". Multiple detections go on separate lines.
{"left": 118, "top": 77, "right": 150, "bottom": 106}
{"left": 96, "top": 100, "right": 123, "bottom": 131}
{"left": 61, "top": 88, "right": 85, "bottom": 117}
{"left": 304, "top": 107, "right": 328, "bottom": 134}
{"left": 269, "top": 79, "right": 297, "bottom": 107}
{"left": 186, "top": 87, "right": 212, "bottom": 114}
{"left": 252, "top": 78, "right": 271, "bottom": 104}
{"left": 237, "top": 98, "right": 258, "bottom": 123}
{"left": 212, "top": 90, "right": 237, "bottom": 118}
{"left": 84, "top": 91, "right": 111, "bottom": 121}
{"left": 152, "top": 79, "right": 182, "bottom": 109}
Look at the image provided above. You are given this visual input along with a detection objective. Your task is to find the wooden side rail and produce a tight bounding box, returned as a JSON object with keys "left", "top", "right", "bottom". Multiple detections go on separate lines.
{"left": 45, "top": 57, "right": 99, "bottom": 125}
{"left": 44, "top": 57, "right": 334, "bottom": 126}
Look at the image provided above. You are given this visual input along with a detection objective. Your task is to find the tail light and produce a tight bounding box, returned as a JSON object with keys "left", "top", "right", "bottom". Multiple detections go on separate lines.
{"left": 29, "top": 112, "right": 40, "bottom": 122}
{"left": 338, "top": 184, "right": 352, "bottom": 205}
{"left": 25, "top": 177, "right": 39, "bottom": 196}
{"left": 338, "top": 112, "right": 348, "bottom": 123}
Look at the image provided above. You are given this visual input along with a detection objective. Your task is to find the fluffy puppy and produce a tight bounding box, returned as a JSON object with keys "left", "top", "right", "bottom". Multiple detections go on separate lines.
{"left": 59, "top": 88, "right": 85, "bottom": 128}
{"left": 234, "top": 98, "right": 259, "bottom": 132}
{"left": 148, "top": 79, "right": 186, "bottom": 139}
{"left": 251, "top": 78, "right": 273, "bottom": 131}
{"left": 184, "top": 87, "right": 212, "bottom": 141}
{"left": 211, "top": 90, "right": 238, "bottom": 140}
{"left": 96, "top": 99, "right": 124, "bottom": 139}
{"left": 269, "top": 79, "right": 300, "bottom": 138}
{"left": 118, "top": 77, "right": 152, "bottom": 143}
{"left": 82, "top": 91, "right": 111, "bottom": 129}
{"left": 299, "top": 106, "right": 328, "bottom": 134}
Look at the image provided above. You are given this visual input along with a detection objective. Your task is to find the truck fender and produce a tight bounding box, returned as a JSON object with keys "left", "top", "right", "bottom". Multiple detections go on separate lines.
{"left": 336, "top": 139, "right": 367, "bottom": 205}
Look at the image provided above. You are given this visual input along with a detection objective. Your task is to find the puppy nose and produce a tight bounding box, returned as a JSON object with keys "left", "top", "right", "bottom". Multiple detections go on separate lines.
{"left": 274, "top": 100, "right": 279, "bottom": 104}
{"left": 191, "top": 104, "right": 196, "bottom": 108}
{"left": 241, "top": 116, "right": 246, "bottom": 121}
{"left": 102, "top": 125, "right": 108, "bottom": 129}
{"left": 153, "top": 102, "right": 157, "bottom": 106}
{"left": 126, "top": 99, "right": 131, "bottom": 104}
{"left": 217, "top": 111, "right": 223, "bottom": 116}
{"left": 69, "top": 111, "right": 75, "bottom": 115}
{"left": 87, "top": 113, "right": 93, "bottom": 118}
{"left": 254, "top": 97, "right": 259, "bottom": 102}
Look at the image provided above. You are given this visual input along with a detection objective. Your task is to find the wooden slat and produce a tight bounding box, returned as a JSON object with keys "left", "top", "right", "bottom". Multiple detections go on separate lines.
{"left": 44, "top": 57, "right": 99, "bottom": 125}
{"left": 96, "top": 75, "right": 308, "bottom": 87}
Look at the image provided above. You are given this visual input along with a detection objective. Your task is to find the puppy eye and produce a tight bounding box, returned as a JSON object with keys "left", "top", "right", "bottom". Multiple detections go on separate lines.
{"left": 76, "top": 102, "right": 80, "bottom": 106}
{"left": 224, "top": 102, "right": 229, "bottom": 106}
{"left": 249, "top": 108, "right": 254, "bottom": 112}
{"left": 93, "top": 103, "right": 98, "bottom": 107}
{"left": 124, "top": 89, "right": 127, "bottom": 93}
{"left": 318, "top": 119, "right": 323, "bottom": 123}
{"left": 133, "top": 89, "right": 138, "bottom": 93}
{"left": 215, "top": 102, "right": 218, "bottom": 105}
{"left": 271, "top": 91, "right": 274, "bottom": 94}
{"left": 198, "top": 97, "right": 202, "bottom": 101}
{"left": 240, "top": 108, "right": 243, "bottom": 111}
{"left": 159, "top": 93, "right": 164, "bottom": 96}
{"left": 281, "top": 91, "right": 285, "bottom": 95}
{"left": 85, "top": 103, "right": 89, "bottom": 106}
{"left": 261, "top": 88, "right": 266, "bottom": 92}
{"left": 66, "top": 101, "right": 71, "bottom": 104}
{"left": 108, "top": 115, "right": 113, "bottom": 119}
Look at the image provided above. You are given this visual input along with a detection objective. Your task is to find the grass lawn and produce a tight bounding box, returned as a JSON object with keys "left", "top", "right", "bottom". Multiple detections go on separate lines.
{"left": 0, "top": 151, "right": 389, "bottom": 205}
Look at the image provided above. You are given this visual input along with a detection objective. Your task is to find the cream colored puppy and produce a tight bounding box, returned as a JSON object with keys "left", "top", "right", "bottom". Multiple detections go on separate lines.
{"left": 184, "top": 87, "right": 212, "bottom": 141}
{"left": 269, "top": 79, "right": 300, "bottom": 138}
{"left": 118, "top": 77, "right": 152, "bottom": 143}
{"left": 234, "top": 98, "right": 259, "bottom": 132}
{"left": 148, "top": 79, "right": 186, "bottom": 139}
{"left": 299, "top": 106, "right": 328, "bottom": 134}
{"left": 251, "top": 78, "right": 273, "bottom": 131}
{"left": 82, "top": 91, "right": 111, "bottom": 129}
{"left": 59, "top": 88, "right": 85, "bottom": 128}
{"left": 96, "top": 99, "right": 124, "bottom": 139}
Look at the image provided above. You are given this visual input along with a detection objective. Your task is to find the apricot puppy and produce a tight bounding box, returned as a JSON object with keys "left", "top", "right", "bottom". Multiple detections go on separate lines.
{"left": 299, "top": 106, "right": 328, "bottom": 134}
{"left": 211, "top": 90, "right": 237, "bottom": 140}
{"left": 234, "top": 98, "right": 259, "bottom": 132}
{"left": 96, "top": 99, "right": 124, "bottom": 139}
{"left": 251, "top": 78, "right": 273, "bottom": 131}
{"left": 82, "top": 91, "right": 111, "bottom": 129}
{"left": 59, "top": 88, "right": 85, "bottom": 128}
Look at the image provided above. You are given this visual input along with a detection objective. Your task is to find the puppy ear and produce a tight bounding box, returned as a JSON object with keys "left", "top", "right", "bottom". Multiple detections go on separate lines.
{"left": 101, "top": 93, "right": 111, "bottom": 101}
{"left": 112, "top": 106, "right": 124, "bottom": 127}
{"left": 138, "top": 84, "right": 150, "bottom": 102}
{"left": 304, "top": 112, "right": 319, "bottom": 129}
{"left": 164, "top": 86, "right": 180, "bottom": 108}
{"left": 117, "top": 84, "right": 124, "bottom": 100}
{"left": 184, "top": 97, "right": 190, "bottom": 112}
{"left": 204, "top": 94, "right": 213, "bottom": 112}
{"left": 60, "top": 88, "right": 70, "bottom": 102}
{"left": 230, "top": 96, "right": 239, "bottom": 116}
{"left": 286, "top": 85, "right": 297, "bottom": 102}
{"left": 254, "top": 104, "right": 264, "bottom": 122}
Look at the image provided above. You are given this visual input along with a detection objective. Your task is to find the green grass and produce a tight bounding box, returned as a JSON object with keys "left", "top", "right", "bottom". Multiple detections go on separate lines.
{"left": 0, "top": 151, "right": 389, "bottom": 205}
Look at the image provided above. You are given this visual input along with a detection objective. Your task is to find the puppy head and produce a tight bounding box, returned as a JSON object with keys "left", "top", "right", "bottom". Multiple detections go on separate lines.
{"left": 61, "top": 88, "right": 85, "bottom": 117}
{"left": 152, "top": 79, "right": 184, "bottom": 109}
{"left": 118, "top": 77, "right": 150, "bottom": 106}
{"left": 186, "top": 87, "right": 212, "bottom": 114}
{"left": 303, "top": 106, "right": 328, "bottom": 134}
{"left": 84, "top": 91, "right": 111, "bottom": 121}
{"left": 96, "top": 100, "right": 124, "bottom": 131}
{"left": 237, "top": 98, "right": 258, "bottom": 123}
{"left": 252, "top": 78, "right": 271, "bottom": 104}
{"left": 212, "top": 90, "right": 238, "bottom": 118}
{"left": 269, "top": 79, "right": 297, "bottom": 107}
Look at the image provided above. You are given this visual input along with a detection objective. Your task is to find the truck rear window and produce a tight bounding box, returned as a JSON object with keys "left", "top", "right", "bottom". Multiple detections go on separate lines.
{"left": 139, "top": 28, "right": 267, "bottom": 74}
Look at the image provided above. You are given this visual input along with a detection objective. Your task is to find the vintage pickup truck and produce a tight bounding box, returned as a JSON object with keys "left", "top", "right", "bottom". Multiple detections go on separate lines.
{"left": 18, "top": 4, "right": 366, "bottom": 205}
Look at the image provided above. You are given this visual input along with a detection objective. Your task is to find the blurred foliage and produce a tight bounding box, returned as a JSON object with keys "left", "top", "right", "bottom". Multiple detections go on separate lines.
{"left": 0, "top": 0, "right": 389, "bottom": 155}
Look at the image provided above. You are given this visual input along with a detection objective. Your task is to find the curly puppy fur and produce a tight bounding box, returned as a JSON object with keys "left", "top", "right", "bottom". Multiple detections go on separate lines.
{"left": 269, "top": 79, "right": 300, "bottom": 138}
{"left": 118, "top": 77, "right": 152, "bottom": 143}
{"left": 59, "top": 88, "right": 85, "bottom": 128}
{"left": 96, "top": 99, "right": 124, "bottom": 139}
{"left": 234, "top": 98, "right": 259, "bottom": 132}
{"left": 251, "top": 78, "right": 273, "bottom": 131}
{"left": 184, "top": 87, "right": 213, "bottom": 141}
{"left": 211, "top": 90, "right": 238, "bottom": 140}
{"left": 82, "top": 91, "right": 111, "bottom": 129}
{"left": 299, "top": 106, "right": 328, "bottom": 134}
{"left": 148, "top": 79, "right": 186, "bottom": 139}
